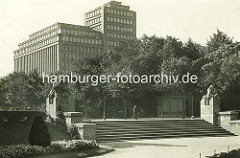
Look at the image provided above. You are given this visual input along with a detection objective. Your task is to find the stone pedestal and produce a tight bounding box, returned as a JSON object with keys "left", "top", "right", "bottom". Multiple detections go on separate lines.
{"left": 76, "top": 123, "right": 96, "bottom": 140}
{"left": 63, "top": 112, "right": 84, "bottom": 127}
{"left": 46, "top": 90, "right": 75, "bottom": 119}
{"left": 200, "top": 95, "right": 220, "bottom": 125}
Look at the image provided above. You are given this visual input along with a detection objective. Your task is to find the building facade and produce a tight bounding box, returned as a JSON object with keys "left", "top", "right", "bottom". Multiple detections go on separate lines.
{"left": 85, "top": 1, "right": 136, "bottom": 52}
{"left": 13, "top": 1, "right": 136, "bottom": 76}
{"left": 13, "top": 23, "right": 103, "bottom": 75}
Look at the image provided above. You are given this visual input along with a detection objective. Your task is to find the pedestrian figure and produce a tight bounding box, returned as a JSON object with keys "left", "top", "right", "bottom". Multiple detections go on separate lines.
{"left": 132, "top": 105, "right": 137, "bottom": 119}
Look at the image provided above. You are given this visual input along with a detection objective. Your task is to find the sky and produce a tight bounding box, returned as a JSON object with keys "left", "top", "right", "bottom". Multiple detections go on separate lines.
{"left": 0, "top": 0, "right": 240, "bottom": 77}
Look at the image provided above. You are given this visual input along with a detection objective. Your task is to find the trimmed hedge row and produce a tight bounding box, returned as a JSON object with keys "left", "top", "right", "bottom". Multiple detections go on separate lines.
{"left": 0, "top": 111, "right": 46, "bottom": 122}
{"left": 0, "top": 139, "right": 98, "bottom": 158}
{"left": 208, "top": 149, "right": 240, "bottom": 158}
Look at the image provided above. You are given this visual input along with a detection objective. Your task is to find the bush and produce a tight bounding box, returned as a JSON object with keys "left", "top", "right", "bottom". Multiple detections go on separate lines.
{"left": 208, "top": 149, "right": 240, "bottom": 158}
{"left": 0, "top": 140, "right": 98, "bottom": 158}
{"left": 28, "top": 116, "right": 51, "bottom": 147}
{"left": 68, "top": 124, "right": 81, "bottom": 139}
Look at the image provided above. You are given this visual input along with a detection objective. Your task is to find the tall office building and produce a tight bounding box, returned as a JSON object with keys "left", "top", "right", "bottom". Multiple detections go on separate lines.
{"left": 13, "top": 1, "right": 136, "bottom": 75}
{"left": 14, "top": 23, "right": 103, "bottom": 75}
{"left": 85, "top": 1, "right": 136, "bottom": 52}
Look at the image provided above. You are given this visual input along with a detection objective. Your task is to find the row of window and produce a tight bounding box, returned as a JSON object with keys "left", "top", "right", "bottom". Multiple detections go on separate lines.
{"left": 30, "top": 24, "right": 59, "bottom": 39}
{"left": 85, "top": 8, "right": 101, "bottom": 18}
{"left": 86, "top": 17, "right": 101, "bottom": 26}
{"left": 16, "top": 36, "right": 59, "bottom": 56}
{"left": 106, "top": 8, "right": 134, "bottom": 17}
{"left": 61, "top": 35, "right": 102, "bottom": 45}
{"left": 106, "top": 16, "right": 133, "bottom": 24}
{"left": 61, "top": 50, "right": 101, "bottom": 61}
{"left": 107, "top": 33, "right": 133, "bottom": 40}
{"left": 20, "top": 30, "right": 60, "bottom": 48}
{"left": 106, "top": 3, "right": 130, "bottom": 10}
{"left": 106, "top": 24, "right": 133, "bottom": 33}
{"left": 107, "top": 41, "right": 119, "bottom": 46}
{"left": 61, "top": 45, "right": 101, "bottom": 52}
{"left": 92, "top": 25, "right": 102, "bottom": 31}
{"left": 62, "top": 29, "right": 100, "bottom": 37}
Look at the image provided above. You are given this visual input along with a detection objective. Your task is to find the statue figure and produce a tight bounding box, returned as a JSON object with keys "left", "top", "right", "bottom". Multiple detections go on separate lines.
{"left": 205, "top": 85, "right": 216, "bottom": 105}
{"left": 48, "top": 84, "right": 56, "bottom": 104}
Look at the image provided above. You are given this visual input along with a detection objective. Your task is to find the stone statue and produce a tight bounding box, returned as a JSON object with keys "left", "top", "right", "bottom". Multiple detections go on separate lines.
{"left": 48, "top": 84, "right": 56, "bottom": 104}
{"left": 205, "top": 85, "right": 217, "bottom": 105}
{"left": 206, "top": 85, "right": 213, "bottom": 97}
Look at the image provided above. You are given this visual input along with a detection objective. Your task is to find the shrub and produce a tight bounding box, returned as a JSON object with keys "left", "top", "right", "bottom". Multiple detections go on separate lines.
{"left": 28, "top": 116, "right": 51, "bottom": 147}
{"left": 0, "top": 140, "right": 98, "bottom": 158}
{"left": 208, "top": 149, "right": 240, "bottom": 158}
{"left": 68, "top": 124, "right": 81, "bottom": 139}
{"left": 0, "top": 145, "right": 53, "bottom": 158}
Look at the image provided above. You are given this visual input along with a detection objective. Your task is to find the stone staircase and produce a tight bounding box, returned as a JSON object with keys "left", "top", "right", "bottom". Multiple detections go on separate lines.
{"left": 92, "top": 119, "right": 235, "bottom": 143}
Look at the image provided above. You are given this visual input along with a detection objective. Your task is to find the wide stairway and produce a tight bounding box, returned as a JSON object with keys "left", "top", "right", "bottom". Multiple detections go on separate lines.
{"left": 93, "top": 119, "right": 235, "bottom": 143}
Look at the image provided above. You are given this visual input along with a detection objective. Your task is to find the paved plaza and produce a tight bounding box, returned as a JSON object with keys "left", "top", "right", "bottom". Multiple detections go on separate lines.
{"left": 93, "top": 136, "right": 240, "bottom": 158}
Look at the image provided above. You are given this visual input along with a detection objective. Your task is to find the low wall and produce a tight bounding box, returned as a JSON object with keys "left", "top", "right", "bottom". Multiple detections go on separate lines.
{"left": 76, "top": 123, "right": 96, "bottom": 140}
{"left": 63, "top": 112, "right": 96, "bottom": 141}
{"left": 218, "top": 111, "right": 240, "bottom": 136}
{"left": 0, "top": 111, "right": 47, "bottom": 145}
{"left": 63, "top": 112, "right": 84, "bottom": 126}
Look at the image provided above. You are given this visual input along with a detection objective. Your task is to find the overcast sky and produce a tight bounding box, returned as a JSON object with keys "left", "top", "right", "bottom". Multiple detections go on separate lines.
{"left": 0, "top": 0, "right": 240, "bottom": 77}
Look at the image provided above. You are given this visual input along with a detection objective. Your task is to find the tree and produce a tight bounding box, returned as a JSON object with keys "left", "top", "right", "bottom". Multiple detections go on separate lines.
{"left": 207, "top": 29, "right": 233, "bottom": 52}
{"left": 202, "top": 30, "right": 240, "bottom": 110}
{"left": 71, "top": 56, "right": 108, "bottom": 118}
{"left": 0, "top": 70, "right": 50, "bottom": 110}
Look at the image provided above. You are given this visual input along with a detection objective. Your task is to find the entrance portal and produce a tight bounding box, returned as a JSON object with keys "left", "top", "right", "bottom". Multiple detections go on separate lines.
{"left": 157, "top": 95, "right": 193, "bottom": 118}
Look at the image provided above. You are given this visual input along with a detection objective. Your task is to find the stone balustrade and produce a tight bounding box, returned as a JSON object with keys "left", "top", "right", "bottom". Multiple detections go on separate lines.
{"left": 217, "top": 111, "right": 240, "bottom": 136}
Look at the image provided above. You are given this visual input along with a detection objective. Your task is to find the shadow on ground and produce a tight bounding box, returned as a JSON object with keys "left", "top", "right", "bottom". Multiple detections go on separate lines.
{"left": 102, "top": 141, "right": 188, "bottom": 149}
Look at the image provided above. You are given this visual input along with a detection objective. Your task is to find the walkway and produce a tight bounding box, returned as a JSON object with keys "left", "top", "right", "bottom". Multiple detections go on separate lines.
{"left": 92, "top": 136, "right": 240, "bottom": 158}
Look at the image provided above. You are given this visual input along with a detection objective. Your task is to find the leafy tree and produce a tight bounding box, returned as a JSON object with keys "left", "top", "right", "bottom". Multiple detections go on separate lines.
{"left": 67, "top": 32, "right": 239, "bottom": 117}
{"left": 202, "top": 30, "right": 240, "bottom": 110}
{"left": 0, "top": 70, "right": 50, "bottom": 110}
{"left": 207, "top": 29, "right": 233, "bottom": 52}
{"left": 71, "top": 56, "right": 108, "bottom": 118}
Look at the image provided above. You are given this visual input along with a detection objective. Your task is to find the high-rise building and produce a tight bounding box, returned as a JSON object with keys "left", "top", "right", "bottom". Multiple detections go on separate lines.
{"left": 85, "top": 1, "right": 136, "bottom": 52}
{"left": 13, "top": 1, "right": 136, "bottom": 75}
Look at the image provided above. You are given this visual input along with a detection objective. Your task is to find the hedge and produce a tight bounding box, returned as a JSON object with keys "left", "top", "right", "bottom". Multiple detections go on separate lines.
{"left": 0, "top": 139, "right": 98, "bottom": 158}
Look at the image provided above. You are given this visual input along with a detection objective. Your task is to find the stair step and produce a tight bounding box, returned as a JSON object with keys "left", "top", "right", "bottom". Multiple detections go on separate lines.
{"left": 96, "top": 129, "right": 230, "bottom": 135}
{"left": 96, "top": 125, "right": 223, "bottom": 129}
{"left": 93, "top": 119, "right": 235, "bottom": 143}
{"left": 96, "top": 134, "right": 234, "bottom": 143}
{"left": 97, "top": 131, "right": 232, "bottom": 137}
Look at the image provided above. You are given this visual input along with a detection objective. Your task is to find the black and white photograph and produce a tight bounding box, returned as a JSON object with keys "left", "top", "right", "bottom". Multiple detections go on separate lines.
{"left": 0, "top": 0, "right": 240, "bottom": 158}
